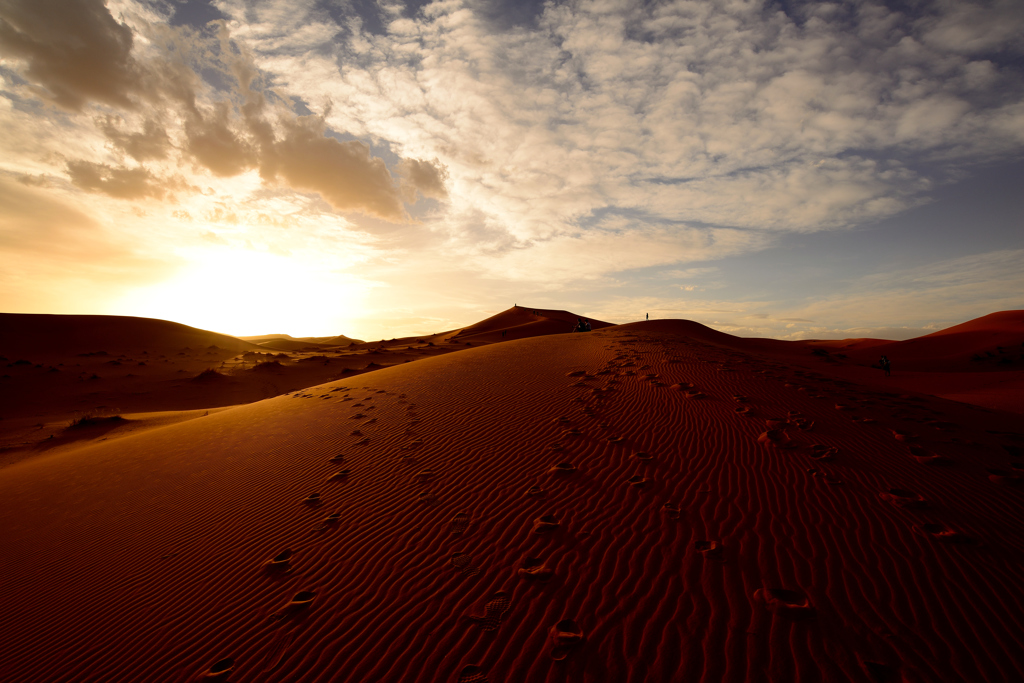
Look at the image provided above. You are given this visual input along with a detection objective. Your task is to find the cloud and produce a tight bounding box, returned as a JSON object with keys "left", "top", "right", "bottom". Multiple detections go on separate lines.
{"left": 226, "top": 0, "right": 1024, "bottom": 259}
{"left": 398, "top": 157, "right": 449, "bottom": 200}
{"left": 918, "top": 0, "right": 1024, "bottom": 55}
{"left": 96, "top": 116, "right": 172, "bottom": 161}
{"left": 260, "top": 113, "right": 407, "bottom": 219}
{"left": 0, "top": 0, "right": 435, "bottom": 222}
{"left": 66, "top": 160, "right": 177, "bottom": 200}
{"left": 184, "top": 101, "right": 257, "bottom": 176}
{"left": 0, "top": 0, "right": 142, "bottom": 109}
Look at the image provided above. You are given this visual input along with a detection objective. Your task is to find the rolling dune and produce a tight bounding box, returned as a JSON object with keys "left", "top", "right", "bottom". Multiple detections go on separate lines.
{"left": 1, "top": 321, "right": 1023, "bottom": 682}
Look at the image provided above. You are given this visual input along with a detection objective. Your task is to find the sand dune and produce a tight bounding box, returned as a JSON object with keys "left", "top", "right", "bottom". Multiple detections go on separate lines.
{"left": 0, "top": 308, "right": 605, "bottom": 464}
{"left": 0, "top": 313, "right": 263, "bottom": 356}
{"left": 451, "top": 305, "right": 612, "bottom": 343}
{"left": 2, "top": 318, "right": 1023, "bottom": 682}
{"left": 816, "top": 310, "right": 1024, "bottom": 372}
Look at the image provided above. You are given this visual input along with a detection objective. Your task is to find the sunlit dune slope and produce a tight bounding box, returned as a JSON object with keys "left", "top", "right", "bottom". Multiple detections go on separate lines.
{"left": 241, "top": 334, "right": 364, "bottom": 349}
{"left": 0, "top": 313, "right": 262, "bottom": 356}
{"left": 2, "top": 321, "right": 1023, "bottom": 682}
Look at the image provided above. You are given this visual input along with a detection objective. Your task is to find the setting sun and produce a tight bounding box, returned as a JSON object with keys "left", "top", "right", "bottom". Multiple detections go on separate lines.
{"left": 118, "top": 247, "right": 368, "bottom": 337}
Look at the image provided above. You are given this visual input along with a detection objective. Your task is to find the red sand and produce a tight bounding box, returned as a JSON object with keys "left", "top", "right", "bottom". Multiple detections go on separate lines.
{"left": 2, "top": 315, "right": 1023, "bottom": 682}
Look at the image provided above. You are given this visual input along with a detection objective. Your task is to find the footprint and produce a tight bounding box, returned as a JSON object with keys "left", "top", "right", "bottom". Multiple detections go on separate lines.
{"left": 735, "top": 406, "right": 753, "bottom": 416}
{"left": 879, "top": 488, "right": 927, "bottom": 508}
{"left": 627, "top": 475, "right": 647, "bottom": 488}
{"left": 354, "top": 437, "right": 370, "bottom": 446}
{"left": 907, "top": 446, "right": 951, "bottom": 466}
{"left": 754, "top": 587, "right": 814, "bottom": 619}
{"left": 790, "top": 417, "right": 814, "bottom": 431}
{"left": 694, "top": 540, "right": 721, "bottom": 557}
{"left": 518, "top": 557, "right": 554, "bottom": 582}
{"left": 456, "top": 665, "right": 488, "bottom": 683}
{"left": 264, "top": 549, "right": 292, "bottom": 572}
{"left": 327, "top": 470, "right": 352, "bottom": 481}
{"left": 633, "top": 451, "right": 653, "bottom": 460}
{"left": 758, "top": 429, "right": 794, "bottom": 448}
{"left": 450, "top": 513, "right": 470, "bottom": 535}
{"left": 549, "top": 619, "right": 585, "bottom": 660}
{"left": 468, "top": 591, "right": 511, "bottom": 632}
{"left": 418, "top": 492, "right": 438, "bottom": 505}
{"left": 860, "top": 659, "right": 902, "bottom": 682}
{"left": 303, "top": 493, "right": 322, "bottom": 506}
{"left": 684, "top": 390, "right": 706, "bottom": 399}
{"left": 329, "top": 454, "right": 346, "bottom": 463}
{"left": 204, "top": 658, "right": 235, "bottom": 678}
{"left": 916, "top": 523, "right": 974, "bottom": 544}
{"left": 549, "top": 462, "right": 576, "bottom": 474}
{"left": 808, "top": 444, "right": 838, "bottom": 461}
{"left": 662, "top": 503, "right": 681, "bottom": 519}
{"left": 986, "top": 468, "right": 1021, "bottom": 485}
{"left": 732, "top": 395, "right": 749, "bottom": 402}
{"left": 891, "top": 430, "right": 918, "bottom": 442}
{"left": 607, "top": 436, "right": 624, "bottom": 443}
{"left": 450, "top": 552, "right": 481, "bottom": 576}
{"left": 533, "top": 515, "right": 560, "bottom": 533}
{"left": 526, "top": 486, "right": 546, "bottom": 498}
{"left": 272, "top": 591, "right": 317, "bottom": 620}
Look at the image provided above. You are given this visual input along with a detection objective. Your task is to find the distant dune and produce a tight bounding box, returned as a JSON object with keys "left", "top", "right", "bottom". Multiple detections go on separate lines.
{"left": 450, "top": 304, "right": 612, "bottom": 342}
{"left": 240, "top": 333, "right": 365, "bottom": 349}
{"left": 0, "top": 313, "right": 263, "bottom": 356}
{"left": 1, "top": 311, "right": 1023, "bottom": 681}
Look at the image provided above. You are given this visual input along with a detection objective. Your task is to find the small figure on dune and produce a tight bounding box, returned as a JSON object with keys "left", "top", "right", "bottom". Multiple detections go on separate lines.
{"left": 880, "top": 355, "right": 891, "bottom": 377}
{"left": 646, "top": 312, "right": 649, "bottom": 321}
{"left": 585, "top": 319, "right": 591, "bottom": 332}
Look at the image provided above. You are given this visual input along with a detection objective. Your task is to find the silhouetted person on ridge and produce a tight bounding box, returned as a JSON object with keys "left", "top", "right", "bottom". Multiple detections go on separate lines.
{"left": 646, "top": 312, "right": 649, "bottom": 321}
{"left": 880, "top": 355, "right": 891, "bottom": 377}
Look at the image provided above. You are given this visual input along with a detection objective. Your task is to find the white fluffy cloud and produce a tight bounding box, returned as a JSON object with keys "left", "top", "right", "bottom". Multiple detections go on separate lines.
{"left": 212, "top": 0, "right": 1024, "bottom": 278}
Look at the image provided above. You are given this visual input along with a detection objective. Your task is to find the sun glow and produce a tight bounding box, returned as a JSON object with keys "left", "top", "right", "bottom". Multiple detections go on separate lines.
{"left": 116, "top": 247, "right": 368, "bottom": 337}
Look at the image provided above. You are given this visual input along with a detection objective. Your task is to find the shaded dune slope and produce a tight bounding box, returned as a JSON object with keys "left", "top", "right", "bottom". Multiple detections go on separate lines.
{"left": 453, "top": 306, "right": 613, "bottom": 343}
{"left": 1, "top": 322, "right": 1023, "bottom": 681}
{"left": 838, "top": 310, "right": 1024, "bottom": 372}
{"left": 0, "top": 313, "right": 262, "bottom": 356}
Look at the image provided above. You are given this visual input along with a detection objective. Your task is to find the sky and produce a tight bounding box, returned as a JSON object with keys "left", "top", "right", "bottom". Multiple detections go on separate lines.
{"left": 1, "top": 0, "right": 1022, "bottom": 342}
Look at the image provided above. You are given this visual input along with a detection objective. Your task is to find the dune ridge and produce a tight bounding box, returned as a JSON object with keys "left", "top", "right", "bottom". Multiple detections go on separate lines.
{"left": 1, "top": 321, "right": 1023, "bottom": 681}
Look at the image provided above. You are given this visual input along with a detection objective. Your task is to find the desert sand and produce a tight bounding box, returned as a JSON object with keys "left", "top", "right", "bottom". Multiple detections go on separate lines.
{"left": 1, "top": 309, "right": 1023, "bottom": 682}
